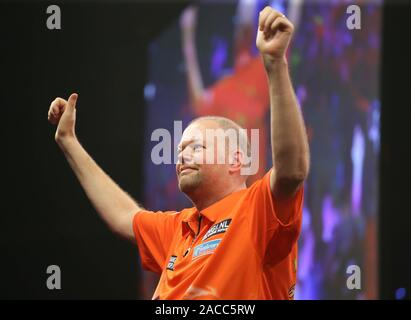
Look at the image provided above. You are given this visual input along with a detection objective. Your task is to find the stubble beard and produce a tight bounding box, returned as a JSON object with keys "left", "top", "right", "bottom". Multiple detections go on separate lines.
{"left": 178, "top": 170, "right": 203, "bottom": 195}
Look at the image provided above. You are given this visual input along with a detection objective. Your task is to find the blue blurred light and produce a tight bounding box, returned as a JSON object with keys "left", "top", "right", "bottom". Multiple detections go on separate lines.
{"left": 144, "top": 83, "right": 156, "bottom": 101}
{"left": 395, "top": 288, "right": 406, "bottom": 300}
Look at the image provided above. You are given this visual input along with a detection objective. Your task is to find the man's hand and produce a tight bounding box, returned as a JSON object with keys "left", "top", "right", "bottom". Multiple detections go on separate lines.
{"left": 180, "top": 5, "right": 198, "bottom": 34}
{"left": 256, "top": 6, "right": 294, "bottom": 63}
{"left": 47, "top": 93, "right": 78, "bottom": 145}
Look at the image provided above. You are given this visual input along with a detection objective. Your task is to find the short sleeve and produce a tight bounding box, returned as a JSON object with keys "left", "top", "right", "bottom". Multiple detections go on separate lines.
{"left": 245, "top": 169, "right": 304, "bottom": 265}
{"left": 133, "top": 210, "right": 181, "bottom": 273}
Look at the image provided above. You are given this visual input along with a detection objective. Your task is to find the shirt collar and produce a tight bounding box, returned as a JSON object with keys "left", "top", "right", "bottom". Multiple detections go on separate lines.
{"left": 181, "top": 188, "right": 246, "bottom": 235}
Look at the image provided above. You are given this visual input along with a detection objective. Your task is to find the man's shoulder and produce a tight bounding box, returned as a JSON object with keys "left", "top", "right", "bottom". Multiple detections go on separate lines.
{"left": 135, "top": 208, "right": 187, "bottom": 222}
{"left": 146, "top": 207, "right": 196, "bottom": 222}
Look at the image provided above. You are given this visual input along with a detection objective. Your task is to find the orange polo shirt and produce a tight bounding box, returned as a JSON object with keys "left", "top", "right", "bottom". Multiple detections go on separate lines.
{"left": 133, "top": 170, "right": 303, "bottom": 300}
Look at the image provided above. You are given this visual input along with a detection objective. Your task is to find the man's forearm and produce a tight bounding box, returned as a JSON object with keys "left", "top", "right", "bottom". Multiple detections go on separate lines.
{"left": 266, "top": 56, "right": 309, "bottom": 185}
{"left": 58, "top": 138, "right": 141, "bottom": 237}
{"left": 180, "top": 7, "right": 204, "bottom": 111}
{"left": 181, "top": 30, "right": 205, "bottom": 110}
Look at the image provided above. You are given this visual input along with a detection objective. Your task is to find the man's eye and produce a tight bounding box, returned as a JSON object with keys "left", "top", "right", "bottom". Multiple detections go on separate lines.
{"left": 193, "top": 144, "right": 204, "bottom": 151}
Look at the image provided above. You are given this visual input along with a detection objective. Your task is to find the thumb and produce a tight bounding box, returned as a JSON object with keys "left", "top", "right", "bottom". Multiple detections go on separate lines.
{"left": 66, "top": 93, "right": 78, "bottom": 113}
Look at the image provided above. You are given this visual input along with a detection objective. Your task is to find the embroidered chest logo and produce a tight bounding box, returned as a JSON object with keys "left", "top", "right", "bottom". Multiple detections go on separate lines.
{"left": 202, "top": 218, "right": 232, "bottom": 241}
{"left": 166, "top": 255, "right": 177, "bottom": 271}
{"left": 192, "top": 239, "right": 221, "bottom": 259}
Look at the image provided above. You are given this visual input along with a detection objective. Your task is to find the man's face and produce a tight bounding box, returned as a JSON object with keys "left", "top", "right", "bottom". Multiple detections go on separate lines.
{"left": 176, "top": 121, "right": 228, "bottom": 195}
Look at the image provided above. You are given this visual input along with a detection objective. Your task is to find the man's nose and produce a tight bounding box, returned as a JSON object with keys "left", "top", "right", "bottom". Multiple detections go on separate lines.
{"left": 177, "top": 147, "right": 194, "bottom": 165}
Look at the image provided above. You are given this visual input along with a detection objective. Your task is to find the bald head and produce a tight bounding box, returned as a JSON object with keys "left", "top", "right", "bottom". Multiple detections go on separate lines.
{"left": 188, "top": 116, "right": 250, "bottom": 160}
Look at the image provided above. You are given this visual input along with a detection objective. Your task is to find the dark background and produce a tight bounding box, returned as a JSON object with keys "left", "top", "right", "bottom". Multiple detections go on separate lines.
{"left": 0, "top": 0, "right": 410, "bottom": 299}
{"left": 379, "top": 0, "right": 411, "bottom": 300}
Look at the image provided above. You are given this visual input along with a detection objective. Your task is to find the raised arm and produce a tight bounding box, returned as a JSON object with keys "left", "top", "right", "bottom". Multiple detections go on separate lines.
{"left": 256, "top": 7, "right": 310, "bottom": 214}
{"left": 180, "top": 6, "right": 205, "bottom": 113}
{"left": 47, "top": 93, "right": 142, "bottom": 242}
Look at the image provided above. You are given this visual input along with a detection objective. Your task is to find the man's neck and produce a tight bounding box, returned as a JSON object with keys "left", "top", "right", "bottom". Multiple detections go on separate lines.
{"left": 191, "top": 182, "right": 247, "bottom": 211}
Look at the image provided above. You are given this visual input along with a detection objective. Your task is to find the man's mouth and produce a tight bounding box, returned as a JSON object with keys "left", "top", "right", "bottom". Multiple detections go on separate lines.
{"left": 179, "top": 166, "right": 198, "bottom": 176}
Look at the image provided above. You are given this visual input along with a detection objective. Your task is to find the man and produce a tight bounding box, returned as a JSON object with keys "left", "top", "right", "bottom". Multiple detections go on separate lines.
{"left": 47, "top": 6, "right": 309, "bottom": 299}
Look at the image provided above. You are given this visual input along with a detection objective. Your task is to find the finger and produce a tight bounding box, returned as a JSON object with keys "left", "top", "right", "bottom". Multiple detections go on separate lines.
{"left": 51, "top": 104, "right": 62, "bottom": 116}
{"left": 264, "top": 11, "right": 283, "bottom": 34}
{"left": 258, "top": 6, "right": 273, "bottom": 31}
{"left": 270, "top": 17, "right": 293, "bottom": 34}
{"left": 53, "top": 97, "right": 67, "bottom": 107}
{"left": 66, "top": 93, "right": 78, "bottom": 113}
{"left": 50, "top": 98, "right": 66, "bottom": 112}
{"left": 53, "top": 105, "right": 60, "bottom": 114}
{"left": 259, "top": 7, "right": 272, "bottom": 31}
{"left": 48, "top": 104, "right": 59, "bottom": 118}
{"left": 48, "top": 98, "right": 64, "bottom": 117}
{"left": 47, "top": 111, "right": 59, "bottom": 125}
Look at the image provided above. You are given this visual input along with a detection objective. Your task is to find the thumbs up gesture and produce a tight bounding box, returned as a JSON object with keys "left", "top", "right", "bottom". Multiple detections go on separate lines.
{"left": 47, "top": 93, "right": 78, "bottom": 144}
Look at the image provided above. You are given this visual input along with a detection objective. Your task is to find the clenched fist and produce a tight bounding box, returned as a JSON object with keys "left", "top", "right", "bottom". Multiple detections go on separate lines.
{"left": 256, "top": 6, "right": 294, "bottom": 62}
{"left": 47, "top": 93, "right": 78, "bottom": 144}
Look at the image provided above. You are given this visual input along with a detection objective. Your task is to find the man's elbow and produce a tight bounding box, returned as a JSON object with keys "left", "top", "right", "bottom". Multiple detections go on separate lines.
{"left": 293, "top": 156, "right": 310, "bottom": 182}
{"left": 273, "top": 156, "right": 309, "bottom": 197}
{"left": 275, "top": 172, "right": 306, "bottom": 194}
{"left": 276, "top": 151, "right": 310, "bottom": 181}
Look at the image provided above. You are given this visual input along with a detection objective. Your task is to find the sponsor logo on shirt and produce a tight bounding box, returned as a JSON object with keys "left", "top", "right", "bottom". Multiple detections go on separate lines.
{"left": 202, "top": 219, "right": 232, "bottom": 241}
{"left": 192, "top": 239, "right": 221, "bottom": 259}
{"left": 166, "top": 255, "right": 177, "bottom": 271}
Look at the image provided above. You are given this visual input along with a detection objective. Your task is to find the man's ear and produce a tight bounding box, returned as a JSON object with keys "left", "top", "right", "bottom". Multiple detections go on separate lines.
{"left": 228, "top": 150, "right": 243, "bottom": 174}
